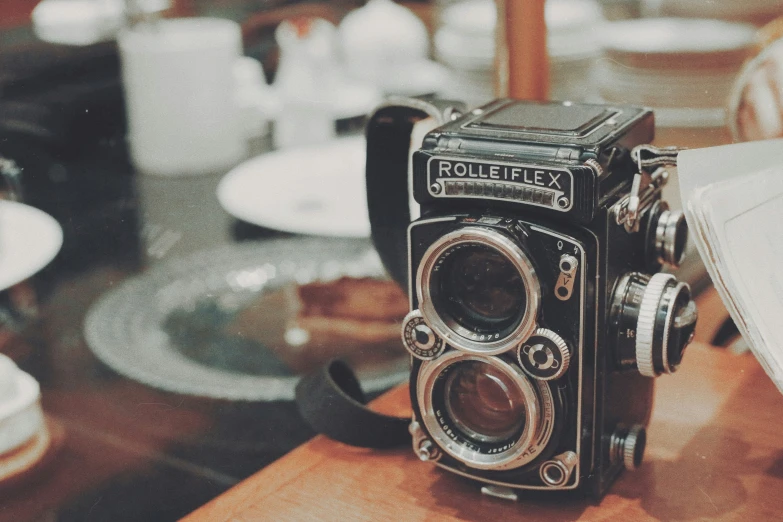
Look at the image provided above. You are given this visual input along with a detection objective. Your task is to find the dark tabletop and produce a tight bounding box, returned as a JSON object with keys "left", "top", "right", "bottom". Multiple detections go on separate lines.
{"left": 0, "top": 103, "right": 320, "bottom": 521}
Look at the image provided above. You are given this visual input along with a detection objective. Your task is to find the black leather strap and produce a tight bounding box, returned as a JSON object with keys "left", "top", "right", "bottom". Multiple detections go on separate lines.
{"left": 365, "top": 97, "right": 465, "bottom": 289}
{"left": 295, "top": 360, "right": 410, "bottom": 449}
{"left": 296, "top": 98, "right": 466, "bottom": 450}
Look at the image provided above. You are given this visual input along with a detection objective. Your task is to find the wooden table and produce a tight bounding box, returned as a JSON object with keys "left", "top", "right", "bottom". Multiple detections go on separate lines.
{"left": 185, "top": 343, "right": 783, "bottom": 521}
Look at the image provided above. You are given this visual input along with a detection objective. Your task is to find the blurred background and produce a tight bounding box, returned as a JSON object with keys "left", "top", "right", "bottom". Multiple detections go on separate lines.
{"left": 0, "top": 0, "right": 782, "bottom": 520}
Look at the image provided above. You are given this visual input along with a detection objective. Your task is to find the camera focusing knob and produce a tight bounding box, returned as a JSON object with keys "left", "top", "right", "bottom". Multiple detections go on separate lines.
{"left": 401, "top": 310, "right": 446, "bottom": 360}
{"left": 516, "top": 328, "right": 570, "bottom": 381}
{"left": 635, "top": 273, "right": 697, "bottom": 377}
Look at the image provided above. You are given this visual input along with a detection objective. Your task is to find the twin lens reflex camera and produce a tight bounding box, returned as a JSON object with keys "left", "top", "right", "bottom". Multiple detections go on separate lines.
{"left": 365, "top": 98, "right": 698, "bottom": 499}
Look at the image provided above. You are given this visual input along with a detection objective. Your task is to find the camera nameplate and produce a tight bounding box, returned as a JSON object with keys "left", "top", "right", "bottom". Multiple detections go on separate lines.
{"left": 426, "top": 156, "right": 574, "bottom": 212}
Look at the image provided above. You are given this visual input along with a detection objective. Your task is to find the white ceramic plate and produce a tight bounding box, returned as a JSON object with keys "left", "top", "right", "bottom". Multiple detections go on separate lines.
{"left": 218, "top": 137, "right": 370, "bottom": 237}
{"left": 0, "top": 201, "right": 63, "bottom": 291}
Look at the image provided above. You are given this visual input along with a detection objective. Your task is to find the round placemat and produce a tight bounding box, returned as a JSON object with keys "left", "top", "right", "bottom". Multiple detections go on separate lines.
{"left": 83, "top": 238, "right": 408, "bottom": 401}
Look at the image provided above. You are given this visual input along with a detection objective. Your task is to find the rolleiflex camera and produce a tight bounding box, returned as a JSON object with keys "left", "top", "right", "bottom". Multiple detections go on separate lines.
{"left": 364, "top": 98, "right": 698, "bottom": 499}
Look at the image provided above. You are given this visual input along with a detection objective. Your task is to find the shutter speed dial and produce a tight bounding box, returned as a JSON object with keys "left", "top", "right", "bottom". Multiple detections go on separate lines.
{"left": 610, "top": 273, "right": 698, "bottom": 377}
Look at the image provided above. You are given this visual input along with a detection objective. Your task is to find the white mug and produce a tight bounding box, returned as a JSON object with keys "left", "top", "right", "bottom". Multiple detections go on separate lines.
{"left": 119, "top": 18, "right": 247, "bottom": 176}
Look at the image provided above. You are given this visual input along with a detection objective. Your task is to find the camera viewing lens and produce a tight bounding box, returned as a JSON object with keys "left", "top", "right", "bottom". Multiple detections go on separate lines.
{"left": 435, "top": 244, "right": 526, "bottom": 335}
{"left": 444, "top": 360, "right": 527, "bottom": 443}
{"left": 417, "top": 227, "right": 541, "bottom": 355}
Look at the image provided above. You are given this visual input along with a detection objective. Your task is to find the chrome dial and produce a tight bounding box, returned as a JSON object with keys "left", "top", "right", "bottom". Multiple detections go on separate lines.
{"left": 401, "top": 310, "right": 446, "bottom": 360}
{"left": 516, "top": 328, "right": 571, "bottom": 381}
{"left": 610, "top": 272, "right": 698, "bottom": 377}
{"left": 645, "top": 201, "right": 688, "bottom": 269}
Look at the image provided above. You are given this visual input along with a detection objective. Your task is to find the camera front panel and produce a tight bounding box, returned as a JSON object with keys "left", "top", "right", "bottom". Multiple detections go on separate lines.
{"left": 406, "top": 214, "right": 595, "bottom": 490}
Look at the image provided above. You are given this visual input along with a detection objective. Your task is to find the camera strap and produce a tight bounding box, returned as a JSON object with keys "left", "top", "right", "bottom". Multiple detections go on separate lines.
{"left": 295, "top": 99, "right": 467, "bottom": 448}
{"left": 630, "top": 144, "right": 684, "bottom": 169}
{"left": 295, "top": 360, "right": 411, "bottom": 449}
{"left": 296, "top": 99, "right": 467, "bottom": 449}
{"left": 365, "top": 97, "right": 465, "bottom": 288}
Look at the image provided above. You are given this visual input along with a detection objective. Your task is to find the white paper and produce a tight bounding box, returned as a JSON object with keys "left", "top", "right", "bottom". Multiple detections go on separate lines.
{"left": 679, "top": 139, "right": 783, "bottom": 393}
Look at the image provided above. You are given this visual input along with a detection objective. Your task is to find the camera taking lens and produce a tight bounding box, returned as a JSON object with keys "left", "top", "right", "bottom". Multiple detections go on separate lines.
{"left": 444, "top": 360, "right": 527, "bottom": 443}
{"left": 416, "top": 351, "right": 556, "bottom": 471}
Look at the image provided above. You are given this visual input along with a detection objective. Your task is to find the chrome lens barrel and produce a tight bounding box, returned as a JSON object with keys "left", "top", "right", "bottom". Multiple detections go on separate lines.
{"left": 416, "top": 227, "right": 540, "bottom": 355}
{"left": 417, "top": 352, "right": 555, "bottom": 471}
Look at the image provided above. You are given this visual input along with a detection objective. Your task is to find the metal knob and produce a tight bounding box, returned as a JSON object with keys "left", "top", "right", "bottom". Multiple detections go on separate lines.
{"left": 655, "top": 209, "right": 688, "bottom": 268}
{"left": 611, "top": 425, "right": 647, "bottom": 471}
{"left": 517, "top": 328, "right": 571, "bottom": 381}
{"left": 401, "top": 310, "right": 446, "bottom": 360}
{"left": 539, "top": 451, "right": 578, "bottom": 487}
{"left": 623, "top": 425, "right": 646, "bottom": 470}
{"left": 416, "top": 440, "right": 438, "bottom": 462}
{"left": 636, "top": 273, "right": 697, "bottom": 377}
{"left": 410, "top": 420, "right": 440, "bottom": 462}
{"left": 645, "top": 201, "right": 688, "bottom": 269}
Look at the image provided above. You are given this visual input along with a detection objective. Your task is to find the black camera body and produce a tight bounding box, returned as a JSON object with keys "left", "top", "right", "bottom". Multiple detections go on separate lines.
{"left": 365, "top": 99, "right": 697, "bottom": 499}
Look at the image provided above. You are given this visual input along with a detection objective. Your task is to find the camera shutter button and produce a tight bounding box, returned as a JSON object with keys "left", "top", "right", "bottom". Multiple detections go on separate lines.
{"left": 517, "top": 328, "right": 571, "bottom": 381}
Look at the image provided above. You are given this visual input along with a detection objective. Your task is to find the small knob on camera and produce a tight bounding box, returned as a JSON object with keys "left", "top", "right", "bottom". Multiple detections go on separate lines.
{"left": 656, "top": 209, "right": 687, "bottom": 267}
{"left": 645, "top": 201, "right": 688, "bottom": 269}
{"left": 416, "top": 440, "right": 438, "bottom": 462}
{"left": 402, "top": 310, "right": 446, "bottom": 360}
{"left": 539, "top": 451, "right": 578, "bottom": 487}
{"left": 410, "top": 420, "right": 441, "bottom": 462}
{"left": 610, "top": 424, "right": 646, "bottom": 471}
{"left": 517, "top": 328, "right": 571, "bottom": 381}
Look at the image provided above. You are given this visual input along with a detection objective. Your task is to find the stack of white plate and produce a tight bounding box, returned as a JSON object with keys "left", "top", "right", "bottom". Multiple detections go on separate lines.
{"left": 0, "top": 355, "right": 46, "bottom": 463}
{"left": 434, "top": 0, "right": 605, "bottom": 106}
{"left": 547, "top": 0, "right": 605, "bottom": 102}
{"left": 434, "top": 0, "right": 497, "bottom": 107}
{"left": 599, "top": 18, "right": 757, "bottom": 290}
{"left": 598, "top": 18, "right": 757, "bottom": 131}
{"left": 644, "top": 0, "right": 783, "bottom": 26}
